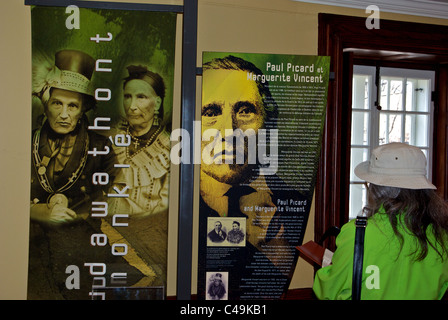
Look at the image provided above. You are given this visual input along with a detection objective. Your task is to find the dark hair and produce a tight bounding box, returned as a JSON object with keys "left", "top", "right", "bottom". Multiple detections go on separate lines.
{"left": 202, "top": 55, "right": 278, "bottom": 129}
{"left": 123, "top": 65, "right": 166, "bottom": 121}
{"left": 364, "top": 183, "right": 448, "bottom": 261}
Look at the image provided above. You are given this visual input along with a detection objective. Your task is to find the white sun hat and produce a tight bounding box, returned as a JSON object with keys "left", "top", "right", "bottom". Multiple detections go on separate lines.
{"left": 354, "top": 142, "right": 436, "bottom": 190}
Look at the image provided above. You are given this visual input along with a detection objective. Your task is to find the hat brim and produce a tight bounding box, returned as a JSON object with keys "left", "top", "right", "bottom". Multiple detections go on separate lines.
{"left": 354, "top": 161, "right": 436, "bottom": 190}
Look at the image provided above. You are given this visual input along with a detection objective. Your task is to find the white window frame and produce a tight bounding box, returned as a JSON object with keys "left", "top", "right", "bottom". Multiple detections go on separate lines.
{"left": 349, "top": 65, "right": 435, "bottom": 219}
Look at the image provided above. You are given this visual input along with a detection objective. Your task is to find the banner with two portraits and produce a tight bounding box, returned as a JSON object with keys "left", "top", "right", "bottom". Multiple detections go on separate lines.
{"left": 198, "top": 52, "right": 330, "bottom": 300}
{"left": 28, "top": 5, "right": 176, "bottom": 300}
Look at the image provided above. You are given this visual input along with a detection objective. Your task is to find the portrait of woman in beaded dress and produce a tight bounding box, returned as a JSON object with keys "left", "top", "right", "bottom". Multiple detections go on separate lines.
{"left": 105, "top": 66, "right": 172, "bottom": 288}
{"left": 109, "top": 65, "right": 171, "bottom": 217}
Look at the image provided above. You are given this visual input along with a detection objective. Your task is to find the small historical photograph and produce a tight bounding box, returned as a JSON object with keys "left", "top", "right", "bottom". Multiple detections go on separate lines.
{"left": 206, "top": 217, "right": 246, "bottom": 247}
{"left": 205, "top": 272, "right": 228, "bottom": 300}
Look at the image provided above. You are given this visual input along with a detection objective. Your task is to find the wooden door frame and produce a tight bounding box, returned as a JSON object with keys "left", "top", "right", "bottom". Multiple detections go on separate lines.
{"left": 316, "top": 13, "right": 448, "bottom": 250}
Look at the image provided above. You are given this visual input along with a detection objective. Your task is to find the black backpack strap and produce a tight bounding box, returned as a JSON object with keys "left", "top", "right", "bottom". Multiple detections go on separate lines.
{"left": 352, "top": 216, "right": 367, "bottom": 300}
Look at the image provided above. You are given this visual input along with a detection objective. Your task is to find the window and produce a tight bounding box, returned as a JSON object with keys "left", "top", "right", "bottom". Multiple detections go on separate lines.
{"left": 349, "top": 66, "right": 435, "bottom": 219}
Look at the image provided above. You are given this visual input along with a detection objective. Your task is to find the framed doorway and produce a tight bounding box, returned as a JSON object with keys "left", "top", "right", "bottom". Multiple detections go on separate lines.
{"left": 316, "top": 13, "right": 448, "bottom": 250}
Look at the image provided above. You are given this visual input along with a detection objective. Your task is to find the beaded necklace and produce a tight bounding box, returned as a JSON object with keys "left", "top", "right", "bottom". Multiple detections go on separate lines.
{"left": 125, "top": 125, "right": 162, "bottom": 159}
{"left": 32, "top": 127, "right": 89, "bottom": 194}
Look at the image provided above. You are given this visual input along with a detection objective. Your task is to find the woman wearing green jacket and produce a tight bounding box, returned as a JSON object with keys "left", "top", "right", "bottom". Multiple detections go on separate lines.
{"left": 313, "top": 143, "right": 448, "bottom": 300}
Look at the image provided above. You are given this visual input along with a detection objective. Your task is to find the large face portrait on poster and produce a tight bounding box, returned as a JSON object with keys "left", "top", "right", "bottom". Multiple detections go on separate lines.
{"left": 28, "top": 6, "right": 176, "bottom": 300}
{"left": 197, "top": 52, "right": 330, "bottom": 300}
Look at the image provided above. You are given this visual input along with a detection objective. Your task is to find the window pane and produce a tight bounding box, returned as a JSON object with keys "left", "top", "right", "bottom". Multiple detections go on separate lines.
{"left": 406, "top": 79, "right": 430, "bottom": 112}
{"left": 350, "top": 147, "right": 369, "bottom": 182}
{"left": 380, "top": 79, "right": 389, "bottom": 110}
{"left": 351, "top": 111, "right": 369, "bottom": 145}
{"left": 352, "top": 75, "right": 370, "bottom": 110}
{"left": 381, "top": 78, "right": 404, "bottom": 111}
{"left": 349, "top": 183, "right": 367, "bottom": 220}
{"left": 389, "top": 80, "right": 403, "bottom": 111}
{"left": 405, "top": 114, "right": 429, "bottom": 147}
{"left": 379, "top": 113, "right": 403, "bottom": 144}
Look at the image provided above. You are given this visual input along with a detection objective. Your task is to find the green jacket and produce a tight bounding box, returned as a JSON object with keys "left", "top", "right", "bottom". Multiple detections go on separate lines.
{"left": 313, "top": 208, "right": 448, "bottom": 300}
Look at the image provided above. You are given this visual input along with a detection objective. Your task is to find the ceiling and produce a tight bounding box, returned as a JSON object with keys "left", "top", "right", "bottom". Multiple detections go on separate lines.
{"left": 344, "top": 48, "right": 448, "bottom": 65}
{"left": 292, "top": 0, "right": 448, "bottom": 19}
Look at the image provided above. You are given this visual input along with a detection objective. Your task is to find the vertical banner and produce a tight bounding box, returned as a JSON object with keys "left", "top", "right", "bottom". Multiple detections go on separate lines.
{"left": 198, "top": 52, "right": 330, "bottom": 300}
{"left": 28, "top": 5, "right": 176, "bottom": 300}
